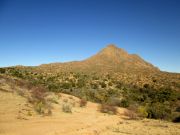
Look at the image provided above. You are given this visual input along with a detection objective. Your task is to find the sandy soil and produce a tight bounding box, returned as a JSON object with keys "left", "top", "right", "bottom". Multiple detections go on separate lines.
{"left": 0, "top": 91, "right": 180, "bottom": 135}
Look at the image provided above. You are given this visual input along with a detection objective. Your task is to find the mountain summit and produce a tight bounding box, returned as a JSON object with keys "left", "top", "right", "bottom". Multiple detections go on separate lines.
{"left": 99, "top": 44, "right": 129, "bottom": 58}
{"left": 39, "top": 44, "right": 159, "bottom": 73}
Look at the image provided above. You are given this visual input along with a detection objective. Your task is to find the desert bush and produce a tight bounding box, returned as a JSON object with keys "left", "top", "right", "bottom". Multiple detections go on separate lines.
{"left": 16, "top": 89, "right": 25, "bottom": 97}
{"left": 15, "top": 79, "right": 27, "bottom": 88}
{"left": 27, "top": 96, "right": 35, "bottom": 104}
{"left": 27, "top": 111, "right": 33, "bottom": 116}
{"left": 10, "top": 69, "right": 23, "bottom": 78}
{"left": 62, "top": 104, "right": 72, "bottom": 113}
{"left": 173, "top": 116, "right": 180, "bottom": 123}
{"left": 120, "top": 99, "right": 130, "bottom": 108}
{"left": 28, "top": 86, "right": 53, "bottom": 115}
{"left": 48, "top": 83, "right": 59, "bottom": 91}
{"left": 91, "top": 83, "right": 98, "bottom": 89}
{"left": 115, "top": 82, "right": 122, "bottom": 89}
{"left": 31, "top": 86, "right": 46, "bottom": 102}
{"left": 34, "top": 101, "right": 46, "bottom": 114}
{"left": 143, "top": 84, "right": 149, "bottom": 89}
{"left": 0, "top": 68, "right": 6, "bottom": 74}
{"left": 100, "top": 82, "right": 106, "bottom": 88}
{"left": 124, "top": 110, "right": 138, "bottom": 120}
{"left": 49, "top": 97, "right": 59, "bottom": 104}
{"left": 137, "top": 106, "right": 148, "bottom": 118}
{"left": 107, "top": 97, "right": 121, "bottom": 107}
{"left": 92, "top": 76, "right": 99, "bottom": 80}
{"left": 99, "top": 104, "right": 117, "bottom": 115}
{"left": 34, "top": 101, "right": 52, "bottom": 115}
{"left": 77, "top": 78, "right": 85, "bottom": 88}
{"left": 147, "top": 102, "right": 172, "bottom": 120}
{"left": 79, "top": 99, "right": 87, "bottom": 107}
{"left": 108, "top": 82, "right": 113, "bottom": 86}
{"left": 61, "top": 82, "right": 71, "bottom": 89}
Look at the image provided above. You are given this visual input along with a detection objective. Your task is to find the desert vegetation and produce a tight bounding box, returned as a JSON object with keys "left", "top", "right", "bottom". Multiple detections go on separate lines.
{"left": 1, "top": 67, "right": 179, "bottom": 122}
{"left": 0, "top": 67, "right": 180, "bottom": 135}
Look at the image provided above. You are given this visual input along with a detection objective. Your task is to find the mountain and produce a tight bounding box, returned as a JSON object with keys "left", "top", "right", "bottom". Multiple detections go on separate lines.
{"left": 38, "top": 44, "right": 159, "bottom": 74}
{"left": 1, "top": 44, "right": 179, "bottom": 123}
{"left": 3, "top": 44, "right": 179, "bottom": 91}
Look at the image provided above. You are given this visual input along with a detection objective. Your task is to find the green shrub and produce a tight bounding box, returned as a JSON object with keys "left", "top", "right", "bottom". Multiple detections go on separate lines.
{"left": 77, "top": 78, "right": 85, "bottom": 88}
{"left": 48, "top": 84, "right": 59, "bottom": 91}
{"left": 10, "top": 70, "right": 23, "bottom": 78}
{"left": 147, "top": 102, "right": 172, "bottom": 120}
{"left": 120, "top": 99, "right": 129, "bottom": 108}
{"left": 137, "top": 106, "right": 148, "bottom": 118}
{"left": 61, "top": 82, "right": 71, "bottom": 89}
{"left": 34, "top": 101, "right": 52, "bottom": 115}
{"left": 0, "top": 68, "right": 6, "bottom": 74}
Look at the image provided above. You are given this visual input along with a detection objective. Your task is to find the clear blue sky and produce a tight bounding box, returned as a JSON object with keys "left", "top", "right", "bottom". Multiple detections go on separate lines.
{"left": 0, "top": 0, "right": 180, "bottom": 73}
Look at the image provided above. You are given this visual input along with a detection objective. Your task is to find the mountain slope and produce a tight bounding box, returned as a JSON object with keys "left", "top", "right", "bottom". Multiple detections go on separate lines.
{"left": 38, "top": 44, "right": 159, "bottom": 74}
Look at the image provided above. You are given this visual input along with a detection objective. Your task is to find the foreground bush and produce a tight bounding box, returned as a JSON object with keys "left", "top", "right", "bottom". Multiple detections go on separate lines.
{"left": 31, "top": 86, "right": 46, "bottom": 102}
{"left": 34, "top": 101, "right": 46, "bottom": 114}
{"left": 34, "top": 101, "right": 52, "bottom": 115}
{"left": 29, "top": 86, "right": 52, "bottom": 115}
{"left": 147, "top": 102, "right": 172, "bottom": 120}
{"left": 99, "top": 104, "right": 117, "bottom": 115}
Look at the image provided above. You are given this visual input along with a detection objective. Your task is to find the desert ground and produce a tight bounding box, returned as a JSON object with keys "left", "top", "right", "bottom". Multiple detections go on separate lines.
{"left": 0, "top": 90, "right": 180, "bottom": 135}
